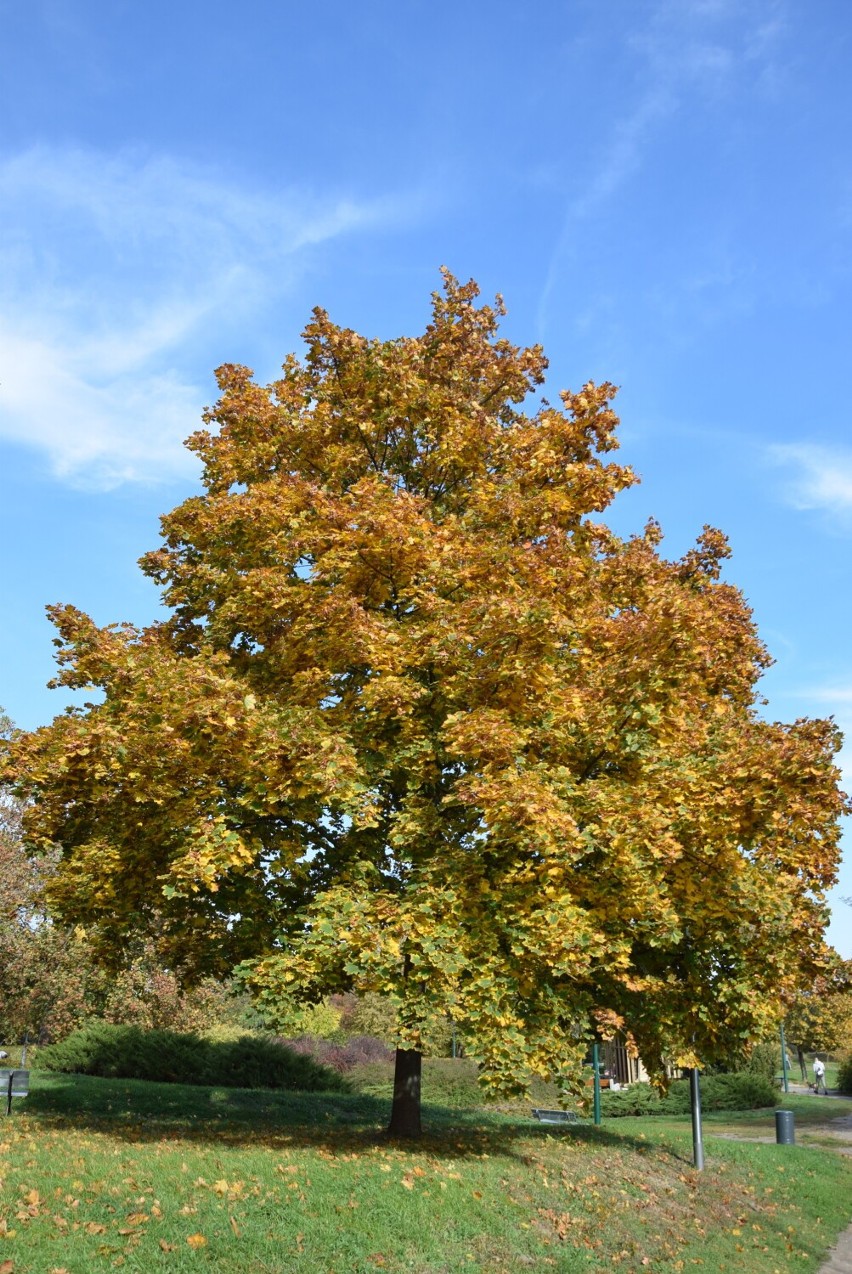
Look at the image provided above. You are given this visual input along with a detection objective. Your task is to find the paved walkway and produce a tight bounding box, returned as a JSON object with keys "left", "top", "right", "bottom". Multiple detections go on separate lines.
{"left": 818, "top": 1228, "right": 852, "bottom": 1274}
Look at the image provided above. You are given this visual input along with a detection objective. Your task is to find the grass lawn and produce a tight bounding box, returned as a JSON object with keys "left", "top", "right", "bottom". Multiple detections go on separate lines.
{"left": 1, "top": 1073, "right": 851, "bottom": 1273}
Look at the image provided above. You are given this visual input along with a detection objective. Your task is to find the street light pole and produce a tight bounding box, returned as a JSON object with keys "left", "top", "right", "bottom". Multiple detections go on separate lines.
{"left": 690, "top": 1067, "right": 705, "bottom": 1171}
{"left": 780, "top": 1023, "right": 789, "bottom": 1095}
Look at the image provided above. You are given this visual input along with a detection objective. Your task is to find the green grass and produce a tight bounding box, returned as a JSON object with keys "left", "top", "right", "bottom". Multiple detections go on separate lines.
{"left": 700, "top": 1092, "right": 852, "bottom": 1126}
{"left": 1, "top": 1072, "right": 851, "bottom": 1272}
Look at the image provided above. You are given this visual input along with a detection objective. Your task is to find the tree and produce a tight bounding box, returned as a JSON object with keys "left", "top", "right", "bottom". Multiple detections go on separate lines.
{"left": 785, "top": 958, "right": 852, "bottom": 1078}
{"left": 0, "top": 708, "right": 93, "bottom": 1042}
{"left": 0, "top": 708, "right": 252, "bottom": 1044}
{"left": 5, "top": 274, "right": 847, "bottom": 1135}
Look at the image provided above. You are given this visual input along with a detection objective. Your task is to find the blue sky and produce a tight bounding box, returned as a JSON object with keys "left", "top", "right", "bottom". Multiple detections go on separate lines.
{"left": 2, "top": 0, "right": 851, "bottom": 955}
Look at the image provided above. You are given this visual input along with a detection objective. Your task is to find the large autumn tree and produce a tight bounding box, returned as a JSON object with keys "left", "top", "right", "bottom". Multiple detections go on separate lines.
{"left": 5, "top": 274, "right": 847, "bottom": 1134}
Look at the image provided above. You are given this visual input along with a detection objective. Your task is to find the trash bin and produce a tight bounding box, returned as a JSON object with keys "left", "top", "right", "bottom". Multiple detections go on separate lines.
{"left": 775, "top": 1110, "right": 795, "bottom": 1145}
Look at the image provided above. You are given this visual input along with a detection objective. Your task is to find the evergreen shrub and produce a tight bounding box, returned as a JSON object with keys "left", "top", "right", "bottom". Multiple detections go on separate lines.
{"left": 601, "top": 1072, "right": 777, "bottom": 1117}
{"left": 36, "top": 1021, "right": 350, "bottom": 1091}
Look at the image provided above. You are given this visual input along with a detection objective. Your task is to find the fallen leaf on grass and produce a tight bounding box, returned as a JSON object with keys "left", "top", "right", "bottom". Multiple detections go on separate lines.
{"left": 187, "top": 1233, "right": 208, "bottom": 1249}
{"left": 229, "top": 1216, "right": 240, "bottom": 1237}
{"left": 0, "top": 1260, "right": 14, "bottom": 1274}
{"left": 159, "top": 1240, "right": 176, "bottom": 1252}
{"left": 85, "top": 1222, "right": 106, "bottom": 1235}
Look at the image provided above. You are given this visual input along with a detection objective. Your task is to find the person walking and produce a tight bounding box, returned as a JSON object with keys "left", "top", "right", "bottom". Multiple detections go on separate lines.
{"left": 813, "top": 1055, "right": 827, "bottom": 1095}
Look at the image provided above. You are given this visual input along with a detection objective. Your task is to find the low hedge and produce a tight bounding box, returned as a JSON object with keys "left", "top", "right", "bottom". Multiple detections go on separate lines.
{"left": 36, "top": 1021, "right": 350, "bottom": 1092}
{"left": 602, "top": 1072, "right": 778, "bottom": 1117}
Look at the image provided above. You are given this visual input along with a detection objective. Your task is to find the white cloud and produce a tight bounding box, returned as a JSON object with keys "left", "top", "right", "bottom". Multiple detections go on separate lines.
{"left": 770, "top": 443, "right": 852, "bottom": 516}
{"left": 0, "top": 146, "right": 408, "bottom": 488}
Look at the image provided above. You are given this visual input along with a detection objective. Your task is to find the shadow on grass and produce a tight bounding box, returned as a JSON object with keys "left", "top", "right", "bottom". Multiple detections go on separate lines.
{"left": 20, "top": 1071, "right": 681, "bottom": 1162}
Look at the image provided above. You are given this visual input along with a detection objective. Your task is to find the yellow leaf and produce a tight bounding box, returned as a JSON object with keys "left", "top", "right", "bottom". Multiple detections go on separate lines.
{"left": 187, "top": 1233, "right": 208, "bottom": 1249}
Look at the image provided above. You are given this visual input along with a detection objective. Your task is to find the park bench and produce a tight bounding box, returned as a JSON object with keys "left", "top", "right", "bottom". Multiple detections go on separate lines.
{"left": 532, "top": 1108, "right": 581, "bottom": 1124}
{"left": 0, "top": 1068, "right": 30, "bottom": 1116}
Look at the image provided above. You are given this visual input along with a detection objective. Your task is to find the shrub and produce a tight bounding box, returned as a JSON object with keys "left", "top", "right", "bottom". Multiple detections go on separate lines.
{"left": 837, "top": 1055, "right": 852, "bottom": 1095}
{"left": 281, "top": 1032, "right": 394, "bottom": 1072}
{"left": 36, "top": 1021, "right": 350, "bottom": 1092}
{"left": 601, "top": 1073, "right": 778, "bottom": 1118}
{"left": 334, "top": 992, "right": 396, "bottom": 1043}
{"left": 600, "top": 1084, "right": 664, "bottom": 1117}
{"left": 348, "top": 1056, "right": 486, "bottom": 1107}
{"left": 743, "top": 1041, "right": 780, "bottom": 1084}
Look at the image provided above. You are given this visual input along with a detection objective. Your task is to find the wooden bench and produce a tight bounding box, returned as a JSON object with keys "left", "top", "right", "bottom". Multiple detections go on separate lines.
{"left": 0, "top": 1069, "right": 30, "bottom": 1116}
{"left": 532, "top": 1108, "right": 581, "bottom": 1124}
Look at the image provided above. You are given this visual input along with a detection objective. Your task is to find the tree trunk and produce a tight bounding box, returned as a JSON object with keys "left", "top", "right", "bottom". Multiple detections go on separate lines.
{"left": 797, "top": 1046, "right": 806, "bottom": 1082}
{"left": 387, "top": 1047, "right": 422, "bottom": 1137}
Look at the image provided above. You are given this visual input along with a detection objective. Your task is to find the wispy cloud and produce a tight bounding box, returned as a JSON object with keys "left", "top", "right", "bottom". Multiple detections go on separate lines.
{"left": 0, "top": 146, "right": 409, "bottom": 488}
{"left": 804, "top": 689, "right": 852, "bottom": 704}
{"left": 537, "top": 0, "right": 788, "bottom": 335}
{"left": 770, "top": 443, "right": 852, "bottom": 518}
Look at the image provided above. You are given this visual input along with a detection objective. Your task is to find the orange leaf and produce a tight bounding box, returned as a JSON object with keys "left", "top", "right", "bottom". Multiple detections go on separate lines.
{"left": 187, "top": 1233, "right": 208, "bottom": 1249}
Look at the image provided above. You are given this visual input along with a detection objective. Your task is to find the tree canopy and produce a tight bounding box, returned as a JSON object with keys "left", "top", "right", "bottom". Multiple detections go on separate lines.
{"left": 5, "top": 273, "right": 847, "bottom": 1131}
{"left": 785, "top": 957, "right": 852, "bottom": 1065}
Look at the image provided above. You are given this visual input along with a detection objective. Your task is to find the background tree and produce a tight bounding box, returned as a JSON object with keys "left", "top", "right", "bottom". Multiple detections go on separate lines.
{"left": 785, "top": 958, "right": 852, "bottom": 1079}
{"left": 1, "top": 708, "right": 249, "bottom": 1043}
{"left": 5, "top": 275, "right": 847, "bottom": 1134}
{"left": 0, "top": 707, "right": 89, "bottom": 1042}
